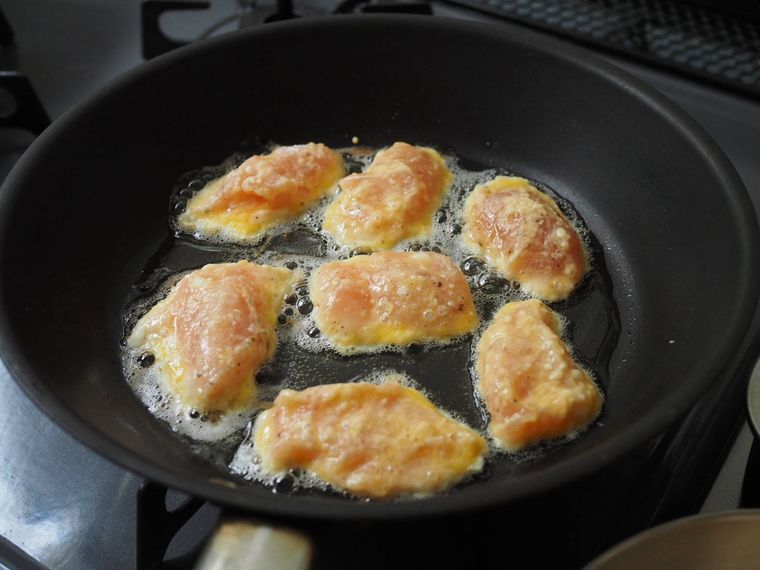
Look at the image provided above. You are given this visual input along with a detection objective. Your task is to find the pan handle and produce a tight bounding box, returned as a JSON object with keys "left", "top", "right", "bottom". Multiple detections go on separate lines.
{"left": 194, "top": 519, "right": 311, "bottom": 570}
{"left": 136, "top": 482, "right": 312, "bottom": 569}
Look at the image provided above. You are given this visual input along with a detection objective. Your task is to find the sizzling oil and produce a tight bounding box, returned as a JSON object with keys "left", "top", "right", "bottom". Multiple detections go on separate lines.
{"left": 120, "top": 141, "right": 620, "bottom": 497}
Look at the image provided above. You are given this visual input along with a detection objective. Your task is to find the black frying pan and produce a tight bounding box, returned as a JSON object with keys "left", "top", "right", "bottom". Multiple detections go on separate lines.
{"left": 0, "top": 16, "right": 758, "bottom": 525}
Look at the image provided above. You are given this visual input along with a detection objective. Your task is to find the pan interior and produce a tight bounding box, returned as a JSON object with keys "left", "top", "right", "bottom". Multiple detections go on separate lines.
{"left": 120, "top": 142, "right": 620, "bottom": 493}
{"left": 0, "top": 17, "right": 756, "bottom": 517}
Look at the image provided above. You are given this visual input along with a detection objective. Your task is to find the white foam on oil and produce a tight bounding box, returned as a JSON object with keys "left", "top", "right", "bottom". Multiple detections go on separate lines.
{"left": 122, "top": 346, "right": 255, "bottom": 443}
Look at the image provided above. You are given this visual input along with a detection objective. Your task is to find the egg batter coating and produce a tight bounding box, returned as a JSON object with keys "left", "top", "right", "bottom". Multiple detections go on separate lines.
{"left": 463, "top": 176, "right": 588, "bottom": 301}
{"left": 476, "top": 299, "right": 602, "bottom": 451}
{"left": 127, "top": 261, "right": 295, "bottom": 412}
{"left": 323, "top": 142, "right": 452, "bottom": 250}
{"left": 178, "top": 143, "right": 344, "bottom": 241}
{"left": 253, "top": 380, "right": 487, "bottom": 498}
{"left": 309, "top": 252, "right": 478, "bottom": 351}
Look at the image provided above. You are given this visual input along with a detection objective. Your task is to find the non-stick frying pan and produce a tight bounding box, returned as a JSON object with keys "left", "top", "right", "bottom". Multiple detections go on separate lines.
{"left": 0, "top": 16, "right": 758, "bottom": 528}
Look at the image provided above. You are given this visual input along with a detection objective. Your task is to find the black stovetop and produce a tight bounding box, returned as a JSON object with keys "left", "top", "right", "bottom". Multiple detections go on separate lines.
{"left": 1, "top": 1, "right": 759, "bottom": 569}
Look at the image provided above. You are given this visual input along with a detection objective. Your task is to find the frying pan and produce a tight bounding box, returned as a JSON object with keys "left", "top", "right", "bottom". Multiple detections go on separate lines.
{"left": 0, "top": 13, "right": 758, "bottom": 545}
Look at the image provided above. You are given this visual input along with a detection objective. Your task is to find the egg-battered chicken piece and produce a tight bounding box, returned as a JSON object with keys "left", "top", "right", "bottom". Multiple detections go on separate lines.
{"left": 254, "top": 380, "right": 487, "bottom": 498}
{"left": 323, "top": 142, "right": 452, "bottom": 250}
{"left": 310, "top": 252, "right": 478, "bottom": 351}
{"left": 127, "top": 261, "right": 295, "bottom": 412}
{"left": 178, "top": 143, "right": 344, "bottom": 241}
{"left": 463, "top": 176, "right": 588, "bottom": 301}
{"left": 476, "top": 299, "right": 602, "bottom": 451}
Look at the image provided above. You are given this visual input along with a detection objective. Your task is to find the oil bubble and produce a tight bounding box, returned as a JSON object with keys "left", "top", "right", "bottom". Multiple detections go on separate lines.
{"left": 349, "top": 247, "right": 372, "bottom": 257}
{"left": 255, "top": 366, "right": 276, "bottom": 384}
{"left": 462, "top": 257, "right": 487, "bottom": 276}
{"left": 297, "top": 298, "right": 313, "bottom": 315}
{"left": 274, "top": 473, "right": 296, "bottom": 494}
{"left": 477, "top": 271, "right": 508, "bottom": 293}
{"left": 138, "top": 351, "right": 155, "bottom": 368}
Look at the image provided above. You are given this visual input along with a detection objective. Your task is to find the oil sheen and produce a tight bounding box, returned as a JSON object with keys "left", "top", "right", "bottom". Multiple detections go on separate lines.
{"left": 120, "top": 141, "right": 620, "bottom": 498}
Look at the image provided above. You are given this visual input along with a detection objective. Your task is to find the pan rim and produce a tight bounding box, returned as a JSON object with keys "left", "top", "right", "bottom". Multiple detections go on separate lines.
{"left": 0, "top": 14, "right": 758, "bottom": 520}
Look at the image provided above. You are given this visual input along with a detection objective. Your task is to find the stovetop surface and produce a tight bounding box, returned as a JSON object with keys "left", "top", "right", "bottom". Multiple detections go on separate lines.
{"left": 1, "top": 1, "right": 759, "bottom": 569}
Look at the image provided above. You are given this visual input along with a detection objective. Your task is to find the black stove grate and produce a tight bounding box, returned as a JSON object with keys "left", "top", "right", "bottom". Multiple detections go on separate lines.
{"left": 0, "top": 5, "right": 49, "bottom": 134}
{"left": 444, "top": 0, "right": 760, "bottom": 99}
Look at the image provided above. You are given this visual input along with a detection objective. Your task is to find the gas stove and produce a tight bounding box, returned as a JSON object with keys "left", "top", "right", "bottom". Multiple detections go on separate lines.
{"left": 1, "top": 1, "right": 759, "bottom": 568}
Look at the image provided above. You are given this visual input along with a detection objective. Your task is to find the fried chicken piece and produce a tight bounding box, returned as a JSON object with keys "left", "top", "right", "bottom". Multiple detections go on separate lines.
{"left": 310, "top": 252, "right": 477, "bottom": 351}
{"left": 127, "top": 261, "right": 294, "bottom": 411}
{"left": 254, "top": 379, "right": 487, "bottom": 498}
{"left": 476, "top": 299, "right": 602, "bottom": 450}
{"left": 463, "top": 176, "right": 587, "bottom": 301}
{"left": 323, "top": 142, "right": 452, "bottom": 250}
{"left": 179, "top": 143, "right": 344, "bottom": 241}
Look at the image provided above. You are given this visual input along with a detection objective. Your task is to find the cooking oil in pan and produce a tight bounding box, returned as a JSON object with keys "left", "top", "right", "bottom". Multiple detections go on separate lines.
{"left": 120, "top": 141, "right": 620, "bottom": 497}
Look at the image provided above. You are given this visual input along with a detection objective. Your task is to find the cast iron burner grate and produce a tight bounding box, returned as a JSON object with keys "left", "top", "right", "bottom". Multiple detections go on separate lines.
{"left": 443, "top": 0, "right": 760, "bottom": 99}
{"left": 141, "top": 0, "right": 433, "bottom": 60}
{"left": 0, "top": 5, "right": 49, "bottom": 135}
